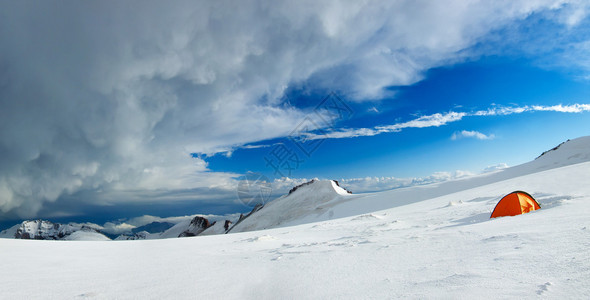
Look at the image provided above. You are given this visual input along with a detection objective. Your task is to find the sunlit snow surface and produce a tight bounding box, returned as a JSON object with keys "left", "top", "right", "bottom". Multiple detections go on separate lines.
{"left": 1, "top": 138, "right": 590, "bottom": 299}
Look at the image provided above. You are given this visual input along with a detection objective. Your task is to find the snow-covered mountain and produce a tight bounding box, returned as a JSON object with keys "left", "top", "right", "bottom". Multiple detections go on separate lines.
{"left": 228, "top": 179, "right": 354, "bottom": 233}
{"left": 0, "top": 220, "right": 109, "bottom": 241}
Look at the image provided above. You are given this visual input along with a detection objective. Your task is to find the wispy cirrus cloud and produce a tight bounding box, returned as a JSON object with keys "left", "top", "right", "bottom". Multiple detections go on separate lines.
{"left": 301, "top": 103, "right": 590, "bottom": 140}
{"left": 218, "top": 143, "right": 284, "bottom": 158}
{"left": 304, "top": 111, "right": 466, "bottom": 140}
{"left": 473, "top": 103, "right": 590, "bottom": 115}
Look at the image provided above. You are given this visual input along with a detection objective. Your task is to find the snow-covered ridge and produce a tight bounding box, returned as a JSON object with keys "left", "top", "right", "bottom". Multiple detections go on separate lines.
{"left": 531, "top": 136, "right": 590, "bottom": 167}
{"left": 536, "top": 140, "right": 568, "bottom": 159}
{"left": 228, "top": 179, "right": 355, "bottom": 233}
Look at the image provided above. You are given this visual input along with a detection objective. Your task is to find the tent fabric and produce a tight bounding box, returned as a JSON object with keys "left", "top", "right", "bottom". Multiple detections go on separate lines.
{"left": 490, "top": 191, "right": 541, "bottom": 218}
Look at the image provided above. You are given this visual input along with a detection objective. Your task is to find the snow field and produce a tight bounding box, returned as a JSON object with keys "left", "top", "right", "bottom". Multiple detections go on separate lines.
{"left": 1, "top": 161, "right": 589, "bottom": 299}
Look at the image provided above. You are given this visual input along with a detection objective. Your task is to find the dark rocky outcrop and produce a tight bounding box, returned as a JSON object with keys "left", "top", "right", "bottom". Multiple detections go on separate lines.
{"left": 536, "top": 139, "right": 570, "bottom": 159}
{"left": 116, "top": 231, "right": 151, "bottom": 240}
{"left": 288, "top": 179, "right": 318, "bottom": 195}
{"left": 179, "top": 216, "right": 212, "bottom": 237}
{"left": 288, "top": 179, "right": 352, "bottom": 195}
{"left": 224, "top": 220, "right": 232, "bottom": 231}
{"left": 226, "top": 203, "right": 264, "bottom": 233}
{"left": 333, "top": 180, "right": 352, "bottom": 194}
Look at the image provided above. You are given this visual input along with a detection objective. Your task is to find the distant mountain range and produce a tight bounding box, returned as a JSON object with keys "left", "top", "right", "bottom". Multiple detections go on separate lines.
{"left": 0, "top": 220, "right": 110, "bottom": 241}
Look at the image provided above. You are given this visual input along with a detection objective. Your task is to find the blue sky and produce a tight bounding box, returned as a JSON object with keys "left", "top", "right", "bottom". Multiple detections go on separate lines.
{"left": 1, "top": 1, "right": 590, "bottom": 231}
{"left": 208, "top": 57, "right": 590, "bottom": 180}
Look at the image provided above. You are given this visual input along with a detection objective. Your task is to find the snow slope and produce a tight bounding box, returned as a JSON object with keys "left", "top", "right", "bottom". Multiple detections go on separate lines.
{"left": 0, "top": 137, "right": 589, "bottom": 299}
{"left": 200, "top": 220, "right": 232, "bottom": 236}
{"left": 63, "top": 231, "right": 111, "bottom": 241}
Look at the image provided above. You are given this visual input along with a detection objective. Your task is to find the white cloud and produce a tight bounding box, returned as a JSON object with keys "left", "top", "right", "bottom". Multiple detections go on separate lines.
{"left": 473, "top": 106, "right": 529, "bottom": 116}
{"left": 530, "top": 103, "right": 590, "bottom": 113}
{"left": 451, "top": 130, "right": 495, "bottom": 140}
{"left": 218, "top": 143, "right": 284, "bottom": 158}
{"left": 0, "top": 1, "right": 587, "bottom": 218}
{"left": 368, "top": 107, "right": 380, "bottom": 113}
{"left": 102, "top": 222, "right": 136, "bottom": 235}
{"left": 553, "top": 1, "right": 590, "bottom": 28}
{"left": 482, "top": 163, "right": 510, "bottom": 173}
{"left": 378, "top": 112, "right": 468, "bottom": 131}
{"left": 474, "top": 103, "right": 590, "bottom": 115}
{"left": 271, "top": 177, "right": 320, "bottom": 194}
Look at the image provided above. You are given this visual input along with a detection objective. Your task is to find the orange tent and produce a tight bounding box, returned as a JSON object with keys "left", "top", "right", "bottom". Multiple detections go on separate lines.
{"left": 490, "top": 191, "right": 541, "bottom": 218}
